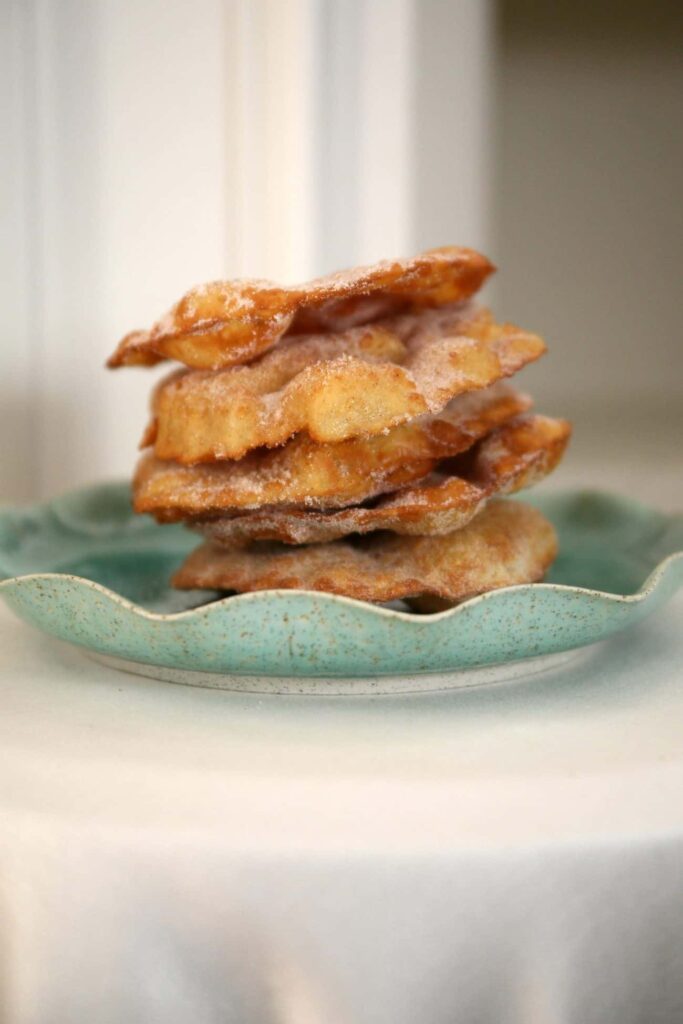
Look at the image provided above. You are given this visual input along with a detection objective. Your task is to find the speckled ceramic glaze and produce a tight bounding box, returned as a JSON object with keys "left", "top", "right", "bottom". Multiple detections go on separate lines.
{"left": 0, "top": 483, "right": 681, "bottom": 683}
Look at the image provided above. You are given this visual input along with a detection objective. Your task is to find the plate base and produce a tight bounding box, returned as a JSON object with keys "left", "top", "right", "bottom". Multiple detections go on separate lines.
{"left": 87, "top": 647, "right": 588, "bottom": 695}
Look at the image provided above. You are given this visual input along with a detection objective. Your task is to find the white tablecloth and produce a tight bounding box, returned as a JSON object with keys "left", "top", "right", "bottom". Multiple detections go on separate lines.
{"left": 1, "top": 596, "right": 683, "bottom": 1024}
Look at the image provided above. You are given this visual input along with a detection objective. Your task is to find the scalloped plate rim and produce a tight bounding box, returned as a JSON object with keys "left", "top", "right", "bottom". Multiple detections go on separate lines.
{"left": 1, "top": 487, "right": 682, "bottom": 683}
{"left": 1, "top": 548, "right": 681, "bottom": 625}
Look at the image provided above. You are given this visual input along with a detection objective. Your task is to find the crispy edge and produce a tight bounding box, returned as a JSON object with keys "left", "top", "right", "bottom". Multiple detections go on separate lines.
{"left": 172, "top": 500, "right": 558, "bottom": 603}
{"left": 196, "top": 414, "right": 571, "bottom": 545}
{"left": 107, "top": 247, "right": 494, "bottom": 371}
{"left": 145, "top": 305, "right": 545, "bottom": 464}
{"left": 132, "top": 385, "right": 531, "bottom": 521}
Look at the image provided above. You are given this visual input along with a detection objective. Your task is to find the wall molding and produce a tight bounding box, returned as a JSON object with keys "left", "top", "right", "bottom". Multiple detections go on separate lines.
{"left": 2, "top": 0, "right": 493, "bottom": 498}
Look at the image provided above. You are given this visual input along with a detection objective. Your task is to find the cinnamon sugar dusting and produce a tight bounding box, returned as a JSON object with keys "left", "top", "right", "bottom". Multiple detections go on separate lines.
{"left": 106, "top": 247, "right": 494, "bottom": 371}
{"left": 107, "top": 244, "right": 570, "bottom": 604}
{"left": 195, "top": 414, "right": 571, "bottom": 545}
{"left": 173, "top": 500, "right": 558, "bottom": 603}
{"left": 133, "top": 384, "right": 531, "bottom": 519}
{"left": 145, "top": 303, "right": 545, "bottom": 463}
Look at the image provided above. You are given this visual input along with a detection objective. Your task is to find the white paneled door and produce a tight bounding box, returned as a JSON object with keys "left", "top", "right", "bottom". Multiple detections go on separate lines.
{"left": 1, "top": 0, "right": 493, "bottom": 500}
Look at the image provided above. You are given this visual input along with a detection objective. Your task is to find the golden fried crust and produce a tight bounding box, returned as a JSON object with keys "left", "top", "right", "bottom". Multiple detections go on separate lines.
{"left": 172, "top": 500, "right": 558, "bottom": 603}
{"left": 107, "top": 247, "right": 494, "bottom": 371}
{"left": 196, "top": 414, "right": 571, "bottom": 545}
{"left": 133, "top": 384, "right": 531, "bottom": 520}
{"left": 145, "top": 303, "right": 545, "bottom": 463}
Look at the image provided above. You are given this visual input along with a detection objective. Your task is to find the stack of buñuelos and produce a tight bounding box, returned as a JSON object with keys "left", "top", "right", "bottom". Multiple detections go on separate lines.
{"left": 108, "top": 247, "right": 571, "bottom": 609}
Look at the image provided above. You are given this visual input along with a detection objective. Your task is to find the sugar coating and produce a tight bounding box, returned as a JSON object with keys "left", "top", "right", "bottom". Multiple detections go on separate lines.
{"left": 110, "top": 245, "right": 573, "bottom": 607}
{"left": 173, "top": 500, "right": 559, "bottom": 603}
{"left": 107, "top": 246, "right": 494, "bottom": 370}
{"left": 133, "top": 383, "right": 532, "bottom": 520}
{"left": 195, "top": 414, "right": 571, "bottom": 545}
{"left": 145, "top": 302, "right": 546, "bottom": 463}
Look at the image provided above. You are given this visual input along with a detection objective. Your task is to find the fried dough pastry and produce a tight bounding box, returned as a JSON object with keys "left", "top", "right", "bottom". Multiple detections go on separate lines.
{"left": 197, "top": 414, "right": 571, "bottom": 545}
{"left": 133, "top": 384, "right": 531, "bottom": 521}
{"left": 107, "top": 247, "right": 494, "bottom": 371}
{"left": 173, "top": 500, "right": 558, "bottom": 603}
{"left": 144, "top": 303, "right": 545, "bottom": 463}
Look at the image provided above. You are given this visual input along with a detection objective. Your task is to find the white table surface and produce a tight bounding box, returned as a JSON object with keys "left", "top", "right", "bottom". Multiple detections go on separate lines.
{"left": 1, "top": 595, "right": 683, "bottom": 1024}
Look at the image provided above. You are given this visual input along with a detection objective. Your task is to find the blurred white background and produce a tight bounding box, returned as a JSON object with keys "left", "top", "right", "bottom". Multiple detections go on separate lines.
{"left": 2, "top": 0, "right": 681, "bottom": 505}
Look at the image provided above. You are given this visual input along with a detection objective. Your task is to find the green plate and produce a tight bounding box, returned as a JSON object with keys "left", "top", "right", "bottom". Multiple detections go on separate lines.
{"left": 0, "top": 483, "right": 681, "bottom": 682}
